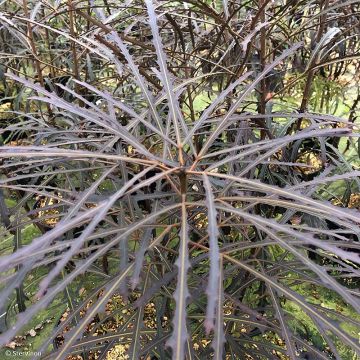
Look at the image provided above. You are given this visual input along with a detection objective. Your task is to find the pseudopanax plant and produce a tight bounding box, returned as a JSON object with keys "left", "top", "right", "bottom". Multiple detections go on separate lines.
{"left": 0, "top": 0, "right": 359, "bottom": 359}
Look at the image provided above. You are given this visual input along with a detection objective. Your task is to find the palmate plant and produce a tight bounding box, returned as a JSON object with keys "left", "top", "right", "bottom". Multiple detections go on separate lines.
{"left": 0, "top": 0, "right": 360, "bottom": 359}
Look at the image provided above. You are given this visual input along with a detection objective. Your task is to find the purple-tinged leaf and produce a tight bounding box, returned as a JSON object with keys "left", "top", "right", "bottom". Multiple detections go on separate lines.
{"left": 145, "top": 0, "right": 192, "bottom": 154}
{"left": 222, "top": 250, "right": 360, "bottom": 353}
{"left": 198, "top": 42, "right": 303, "bottom": 158}
{"left": 0, "top": 206, "right": 179, "bottom": 347}
{"left": 212, "top": 258, "right": 225, "bottom": 360}
{"left": 106, "top": 31, "right": 165, "bottom": 135}
{"left": 241, "top": 22, "right": 269, "bottom": 52}
{"left": 215, "top": 203, "right": 360, "bottom": 314}
{"left": 202, "top": 174, "right": 220, "bottom": 334}
{"left": 37, "top": 165, "right": 157, "bottom": 296}
{"left": 184, "top": 72, "right": 252, "bottom": 145}
{"left": 129, "top": 268, "right": 151, "bottom": 360}
{"left": 130, "top": 228, "right": 153, "bottom": 289}
{"left": 267, "top": 282, "right": 297, "bottom": 359}
{"left": 167, "top": 201, "right": 190, "bottom": 360}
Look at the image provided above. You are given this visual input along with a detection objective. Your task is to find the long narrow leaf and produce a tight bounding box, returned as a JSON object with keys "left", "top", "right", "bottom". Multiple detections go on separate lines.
{"left": 202, "top": 174, "right": 220, "bottom": 334}
{"left": 167, "top": 200, "right": 190, "bottom": 359}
